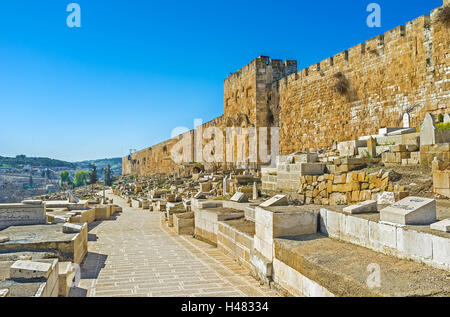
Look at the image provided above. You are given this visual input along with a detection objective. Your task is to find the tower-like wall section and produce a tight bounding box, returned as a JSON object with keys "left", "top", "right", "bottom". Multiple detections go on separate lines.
{"left": 278, "top": 6, "right": 449, "bottom": 154}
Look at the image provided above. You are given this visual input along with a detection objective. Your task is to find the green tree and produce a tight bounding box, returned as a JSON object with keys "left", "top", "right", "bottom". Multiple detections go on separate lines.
{"left": 73, "top": 171, "right": 89, "bottom": 188}
{"left": 105, "top": 164, "right": 113, "bottom": 186}
{"left": 60, "top": 170, "right": 72, "bottom": 187}
{"left": 89, "top": 164, "right": 98, "bottom": 185}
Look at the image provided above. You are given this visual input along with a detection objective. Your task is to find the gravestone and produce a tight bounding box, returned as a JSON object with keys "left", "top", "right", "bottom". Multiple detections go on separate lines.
{"left": 343, "top": 200, "right": 378, "bottom": 214}
{"left": 259, "top": 195, "right": 288, "bottom": 208}
{"left": 419, "top": 113, "right": 436, "bottom": 146}
{"left": 230, "top": 192, "right": 249, "bottom": 203}
{"left": 223, "top": 176, "right": 228, "bottom": 195}
{"left": 444, "top": 113, "right": 450, "bottom": 123}
{"left": 380, "top": 196, "right": 436, "bottom": 225}
{"left": 10, "top": 260, "right": 52, "bottom": 279}
{"left": 430, "top": 218, "right": 450, "bottom": 232}
{"left": 194, "top": 192, "right": 206, "bottom": 199}
{"left": 253, "top": 182, "right": 258, "bottom": 200}
{"left": 403, "top": 113, "right": 410, "bottom": 128}
{"left": 68, "top": 190, "right": 79, "bottom": 204}
{"left": 377, "top": 192, "right": 395, "bottom": 205}
{"left": 367, "top": 137, "right": 377, "bottom": 158}
{"left": 62, "top": 223, "right": 83, "bottom": 233}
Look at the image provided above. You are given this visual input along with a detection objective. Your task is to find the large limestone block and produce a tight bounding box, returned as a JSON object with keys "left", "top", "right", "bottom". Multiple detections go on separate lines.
{"left": 380, "top": 197, "right": 436, "bottom": 225}
{"left": 58, "top": 262, "right": 75, "bottom": 297}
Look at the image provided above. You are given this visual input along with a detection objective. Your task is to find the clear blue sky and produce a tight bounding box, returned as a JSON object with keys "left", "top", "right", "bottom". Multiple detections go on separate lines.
{"left": 0, "top": 0, "right": 442, "bottom": 162}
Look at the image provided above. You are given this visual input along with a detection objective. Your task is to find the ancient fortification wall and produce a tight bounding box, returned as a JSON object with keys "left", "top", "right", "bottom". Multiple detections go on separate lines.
{"left": 123, "top": 1, "right": 449, "bottom": 176}
{"left": 279, "top": 6, "right": 449, "bottom": 154}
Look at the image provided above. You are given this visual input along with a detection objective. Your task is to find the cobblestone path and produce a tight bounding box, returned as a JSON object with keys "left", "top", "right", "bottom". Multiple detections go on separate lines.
{"left": 72, "top": 192, "right": 280, "bottom": 297}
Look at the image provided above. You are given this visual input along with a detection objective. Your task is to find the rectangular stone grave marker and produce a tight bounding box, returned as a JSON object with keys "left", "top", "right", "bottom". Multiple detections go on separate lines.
{"left": 430, "top": 218, "right": 450, "bottom": 233}
{"left": 230, "top": 192, "right": 248, "bottom": 203}
{"left": 377, "top": 192, "right": 395, "bottom": 205}
{"left": 10, "top": 260, "right": 52, "bottom": 279}
{"left": 380, "top": 196, "right": 436, "bottom": 225}
{"left": 62, "top": 223, "right": 83, "bottom": 233}
{"left": 259, "top": 195, "right": 288, "bottom": 208}
{"left": 343, "top": 200, "right": 378, "bottom": 214}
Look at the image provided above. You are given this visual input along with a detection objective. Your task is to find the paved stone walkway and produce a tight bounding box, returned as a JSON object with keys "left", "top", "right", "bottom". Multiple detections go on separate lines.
{"left": 72, "top": 192, "right": 280, "bottom": 297}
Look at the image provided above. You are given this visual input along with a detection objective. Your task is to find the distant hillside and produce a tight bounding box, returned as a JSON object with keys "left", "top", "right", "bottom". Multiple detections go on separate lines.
{"left": 0, "top": 155, "right": 122, "bottom": 175}
{"left": 75, "top": 158, "right": 122, "bottom": 175}
{"left": 0, "top": 155, "right": 76, "bottom": 169}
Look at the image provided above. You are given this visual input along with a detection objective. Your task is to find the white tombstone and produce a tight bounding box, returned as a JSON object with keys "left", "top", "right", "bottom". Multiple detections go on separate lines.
{"left": 380, "top": 196, "right": 436, "bottom": 225}
{"left": 62, "top": 223, "right": 83, "bottom": 233}
{"left": 68, "top": 190, "right": 79, "bottom": 204}
{"left": 253, "top": 182, "right": 258, "bottom": 200}
{"left": 430, "top": 218, "right": 450, "bottom": 233}
{"left": 222, "top": 176, "right": 228, "bottom": 196}
{"left": 10, "top": 260, "right": 52, "bottom": 279}
{"left": 444, "top": 113, "right": 450, "bottom": 123}
{"left": 230, "top": 192, "right": 248, "bottom": 203}
{"left": 259, "top": 195, "right": 288, "bottom": 208}
{"left": 419, "top": 113, "right": 437, "bottom": 146}
{"left": 377, "top": 192, "right": 395, "bottom": 205}
{"left": 343, "top": 200, "right": 378, "bottom": 214}
{"left": 403, "top": 113, "right": 410, "bottom": 128}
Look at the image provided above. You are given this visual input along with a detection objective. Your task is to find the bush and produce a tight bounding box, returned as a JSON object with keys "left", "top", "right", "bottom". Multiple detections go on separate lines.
{"left": 436, "top": 122, "right": 450, "bottom": 130}
{"left": 438, "top": 113, "right": 444, "bottom": 123}
{"left": 334, "top": 72, "right": 350, "bottom": 95}
{"left": 435, "top": 6, "right": 450, "bottom": 24}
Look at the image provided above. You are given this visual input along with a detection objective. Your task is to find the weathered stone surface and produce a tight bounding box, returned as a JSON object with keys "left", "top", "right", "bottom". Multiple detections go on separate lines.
{"left": 259, "top": 195, "right": 288, "bottom": 208}
{"left": 230, "top": 192, "right": 249, "bottom": 203}
{"left": 62, "top": 223, "right": 83, "bottom": 233}
{"left": 430, "top": 219, "right": 450, "bottom": 233}
{"left": 343, "top": 200, "right": 377, "bottom": 214}
{"left": 380, "top": 196, "right": 436, "bottom": 225}
{"left": 0, "top": 203, "right": 46, "bottom": 230}
{"left": 10, "top": 260, "right": 52, "bottom": 279}
{"left": 377, "top": 192, "right": 395, "bottom": 205}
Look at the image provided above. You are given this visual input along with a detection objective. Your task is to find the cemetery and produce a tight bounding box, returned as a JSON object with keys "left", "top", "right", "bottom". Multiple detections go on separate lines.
{"left": 0, "top": 0, "right": 448, "bottom": 298}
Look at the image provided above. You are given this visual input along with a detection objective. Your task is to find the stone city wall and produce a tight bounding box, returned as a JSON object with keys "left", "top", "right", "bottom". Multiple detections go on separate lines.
{"left": 124, "top": 2, "right": 449, "bottom": 176}
{"left": 279, "top": 6, "right": 449, "bottom": 154}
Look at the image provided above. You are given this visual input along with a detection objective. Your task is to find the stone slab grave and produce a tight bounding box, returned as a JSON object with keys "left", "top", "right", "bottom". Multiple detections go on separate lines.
{"left": 230, "top": 192, "right": 249, "bottom": 203}
{"left": 343, "top": 200, "right": 377, "bottom": 214}
{"left": 430, "top": 218, "right": 450, "bottom": 233}
{"left": 259, "top": 195, "right": 288, "bottom": 208}
{"left": 380, "top": 196, "right": 436, "bottom": 225}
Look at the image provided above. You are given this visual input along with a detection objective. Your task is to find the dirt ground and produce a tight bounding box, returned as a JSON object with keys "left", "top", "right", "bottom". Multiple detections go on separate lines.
{"left": 360, "top": 163, "right": 446, "bottom": 199}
